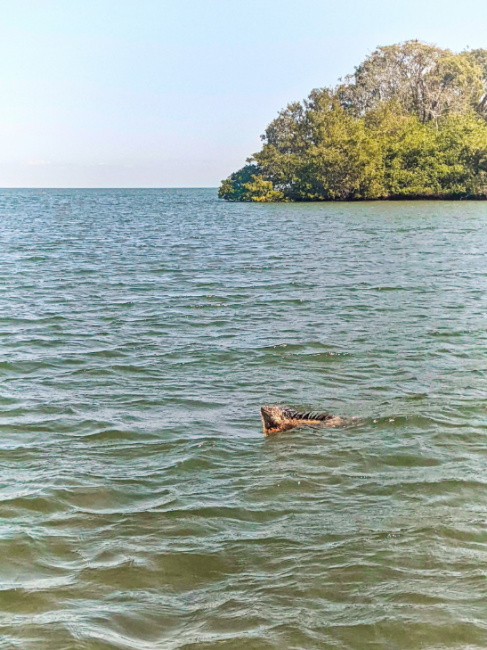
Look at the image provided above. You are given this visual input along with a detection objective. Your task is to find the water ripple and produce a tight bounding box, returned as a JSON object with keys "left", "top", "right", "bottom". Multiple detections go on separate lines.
{"left": 1, "top": 190, "right": 487, "bottom": 648}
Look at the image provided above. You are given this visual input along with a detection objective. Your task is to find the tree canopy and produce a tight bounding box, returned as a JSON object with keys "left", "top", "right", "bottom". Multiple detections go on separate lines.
{"left": 219, "top": 41, "right": 487, "bottom": 202}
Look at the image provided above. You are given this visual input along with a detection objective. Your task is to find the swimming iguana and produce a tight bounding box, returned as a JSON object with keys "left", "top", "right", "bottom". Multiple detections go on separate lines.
{"left": 260, "top": 405, "right": 342, "bottom": 436}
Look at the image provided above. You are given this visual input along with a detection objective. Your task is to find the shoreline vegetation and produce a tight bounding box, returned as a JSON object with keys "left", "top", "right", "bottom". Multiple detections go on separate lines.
{"left": 219, "top": 41, "right": 487, "bottom": 202}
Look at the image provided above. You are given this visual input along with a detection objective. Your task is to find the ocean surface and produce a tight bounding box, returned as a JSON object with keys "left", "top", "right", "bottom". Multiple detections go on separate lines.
{"left": 1, "top": 188, "right": 487, "bottom": 649}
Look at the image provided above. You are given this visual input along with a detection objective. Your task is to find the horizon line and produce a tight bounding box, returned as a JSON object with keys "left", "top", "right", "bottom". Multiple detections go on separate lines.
{"left": 0, "top": 186, "right": 219, "bottom": 190}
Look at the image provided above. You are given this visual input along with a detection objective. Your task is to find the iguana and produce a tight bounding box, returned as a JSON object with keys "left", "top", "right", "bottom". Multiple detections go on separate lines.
{"left": 260, "top": 405, "right": 342, "bottom": 436}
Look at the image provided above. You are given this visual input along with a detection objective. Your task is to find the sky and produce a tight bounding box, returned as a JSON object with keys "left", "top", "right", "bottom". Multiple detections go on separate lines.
{"left": 1, "top": 0, "right": 487, "bottom": 187}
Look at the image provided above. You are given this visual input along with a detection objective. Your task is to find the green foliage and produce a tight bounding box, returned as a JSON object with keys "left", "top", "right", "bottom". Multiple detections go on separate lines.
{"left": 338, "top": 41, "right": 485, "bottom": 123}
{"left": 218, "top": 165, "right": 258, "bottom": 201}
{"left": 219, "top": 41, "right": 487, "bottom": 202}
{"left": 217, "top": 164, "right": 285, "bottom": 202}
{"left": 243, "top": 176, "right": 285, "bottom": 202}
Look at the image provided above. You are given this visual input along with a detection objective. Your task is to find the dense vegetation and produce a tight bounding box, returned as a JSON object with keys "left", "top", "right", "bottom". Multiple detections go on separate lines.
{"left": 219, "top": 41, "right": 487, "bottom": 201}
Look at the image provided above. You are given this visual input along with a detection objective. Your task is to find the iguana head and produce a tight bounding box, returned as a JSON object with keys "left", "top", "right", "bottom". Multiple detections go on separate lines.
{"left": 260, "top": 405, "right": 288, "bottom": 435}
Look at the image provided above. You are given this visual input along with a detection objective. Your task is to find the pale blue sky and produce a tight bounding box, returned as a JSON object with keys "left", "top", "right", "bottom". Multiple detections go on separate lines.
{"left": 1, "top": 0, "right": 487, "bottom": 187}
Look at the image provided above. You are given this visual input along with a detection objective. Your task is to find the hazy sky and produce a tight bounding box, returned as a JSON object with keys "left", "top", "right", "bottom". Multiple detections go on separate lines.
{"left": 2, "top": 0, "right": 487, "bottom": 187}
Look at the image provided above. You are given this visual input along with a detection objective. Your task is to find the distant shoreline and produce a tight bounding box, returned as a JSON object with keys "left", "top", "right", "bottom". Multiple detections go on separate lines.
{"left": 220, "top": 195, "right": 487, "bottom": 203}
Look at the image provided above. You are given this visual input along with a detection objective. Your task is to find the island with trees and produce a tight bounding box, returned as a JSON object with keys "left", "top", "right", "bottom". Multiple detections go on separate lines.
{"left": 219, "top": 41, "right": 487, "bottom": 202}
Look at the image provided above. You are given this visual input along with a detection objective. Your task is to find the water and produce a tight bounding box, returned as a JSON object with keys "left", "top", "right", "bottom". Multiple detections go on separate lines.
{"left": 1, "top": 189, "right": 487, "bottom": 649}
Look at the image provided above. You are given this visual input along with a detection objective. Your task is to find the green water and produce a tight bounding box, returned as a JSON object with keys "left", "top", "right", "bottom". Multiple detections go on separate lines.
{"left": 1, "top": 189, "right": 487, "bottom": 649}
